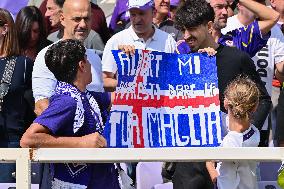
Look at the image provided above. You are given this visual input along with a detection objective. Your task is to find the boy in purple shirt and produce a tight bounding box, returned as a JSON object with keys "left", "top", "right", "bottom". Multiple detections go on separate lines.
{"left": 20, "top": 39, "right": 120, "bottom": 189}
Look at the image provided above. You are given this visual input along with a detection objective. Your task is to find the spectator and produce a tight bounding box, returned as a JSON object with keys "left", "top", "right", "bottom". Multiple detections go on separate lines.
{"left": 153, "top": 0, "right": 183, "bottom": 41}
{"left": 0, "top": 8, "right": 34, "bottom": 183}
{"left": 216, "top": 76, "right": 260, "bottom": 189}
{"left": 39, "top": 0, "right": 109, "bottom": 45}
{"left": 20, "top": 39, "right": 120, "bottom": 189}
{"left": 272, "top": 0, "right": 284, "bottom": 148}
{"left": 15, "top": 6, "right": 50, "bottom": 61}
{"left": 177, "top": 0, "right": 279, "bottom": 58}
{"left": 45, "top": 0, "right": 105, "bottom": 51}
{"left": 221, "top": 0, "right": 284, "bottom": 147}
{"left": 109, "top": 0, "right": 129, "bottom": 35}
{"left": 102, "top": 0, "right": 176, "bottom": 92}
{"left": 33, "top": 0, "right": 105, "bottom": 115}
{"left": 172, "top": 0, "right": 270, "bottom": 188}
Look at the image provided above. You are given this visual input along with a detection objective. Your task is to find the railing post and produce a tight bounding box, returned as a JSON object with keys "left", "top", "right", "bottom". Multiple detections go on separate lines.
{"left": 16, "top": 148, "right": 31, "bottom": 189}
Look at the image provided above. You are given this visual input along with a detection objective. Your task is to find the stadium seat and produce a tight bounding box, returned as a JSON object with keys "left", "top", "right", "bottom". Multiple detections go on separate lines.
{"left": 153, "top": 182, "right": 173, "bottom": 189}
{"left": 136, "top": 162, "right": 163, "bottom": 189}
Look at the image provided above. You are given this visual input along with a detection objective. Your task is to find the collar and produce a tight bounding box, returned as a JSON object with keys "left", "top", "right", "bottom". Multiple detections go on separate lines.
{"left": 55, "top": 81, "right": 103, "bottom": 133}
{"left": 129, "top": 25, "right": 158, "bottom": 42}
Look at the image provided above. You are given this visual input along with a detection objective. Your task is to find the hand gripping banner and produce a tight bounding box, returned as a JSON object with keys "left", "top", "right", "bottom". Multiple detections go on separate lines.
{"left": 104, "top": 50, "right": 222, "bottom": 148}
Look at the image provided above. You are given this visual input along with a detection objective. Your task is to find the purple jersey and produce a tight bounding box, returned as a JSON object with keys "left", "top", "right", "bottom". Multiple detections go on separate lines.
{"left": 34, "top": 92, "right": 119, "bottom": 188}
{"left": 109, "top": 0, "right": 129, "bottom": 31}
{"left": 176, "top": 20, "right": 270, "bottom": 57}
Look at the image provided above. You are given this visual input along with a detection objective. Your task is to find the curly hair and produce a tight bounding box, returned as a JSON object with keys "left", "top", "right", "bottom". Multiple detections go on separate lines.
{"left": 45, "top": 39, "right": 86, "bottom": 84}
{"left": 224, "top": 76, "right": 260, "bottom": 121}
{"left": 174, "top": 0, "right": 214, "bottom": 31}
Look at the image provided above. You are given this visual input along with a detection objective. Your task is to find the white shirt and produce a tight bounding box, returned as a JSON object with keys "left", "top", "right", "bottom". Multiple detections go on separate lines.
{"left": 32, "top": 42, "right": 104, "bottom": 102}
{"left": 217, "top": 124, "right": 260, "bottom": 189}
{"left": 222, "top": 15, "right": 284, "bottom": 130}
{"left": 102, "top": 26, "right": 176, "bottom": 73}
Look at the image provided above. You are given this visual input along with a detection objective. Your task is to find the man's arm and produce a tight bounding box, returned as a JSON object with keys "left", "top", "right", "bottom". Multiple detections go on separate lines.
{"left": 20, "top": 123, "right": 107, "bottom": 148}
{"left": 239, "top": 0, "right": 279, "bottom": 35}
{"left": 103, "top": 71, "right": 118, "bottom": 92}
{"left": 35, "top": 98, "right": 49, "bottom": 116}
{"left": 275, "top": 62, "right": 284, "bottom": 83}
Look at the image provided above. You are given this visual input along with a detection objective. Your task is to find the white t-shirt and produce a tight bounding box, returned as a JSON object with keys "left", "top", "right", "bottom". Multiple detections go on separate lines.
{"left": 222, "top": 15, "right": 284, "bottom": 130}
{"left": 32, "top": 42, "right": 104, "bottom": 102}
{"left": 217, "top": 124, "right": 260, "bottom": 189}
{"left": 102, "top": 26, "right": 177, "bottom": 73}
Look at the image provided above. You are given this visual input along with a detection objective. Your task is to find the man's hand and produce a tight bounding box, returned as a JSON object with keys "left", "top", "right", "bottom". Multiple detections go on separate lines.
{"left": 118, "top": 45, "right": 135, "bottom": 55}
{"left": 198, "top": 47, "right": 217, "bottom": 56}
{"left": 81, "top": 132, "right": 107, "bottom": 148}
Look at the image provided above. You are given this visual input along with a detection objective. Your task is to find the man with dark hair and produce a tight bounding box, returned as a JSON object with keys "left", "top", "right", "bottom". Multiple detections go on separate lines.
{"left": 21, "top": 39, "right": 120, "bottom": 188}
{"left": 177, "top": 0, "right": 279, "bottom": 58}
{"left": 172, "top": 0, "right": 271, "bottom": 188}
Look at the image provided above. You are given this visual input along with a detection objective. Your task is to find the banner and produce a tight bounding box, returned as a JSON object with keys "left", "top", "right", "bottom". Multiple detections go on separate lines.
{"left": 104, "top": 50, "right": 222, "bottom": 148}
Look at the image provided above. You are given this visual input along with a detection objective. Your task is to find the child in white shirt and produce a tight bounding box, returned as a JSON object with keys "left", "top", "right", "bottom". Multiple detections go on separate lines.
{"left": 207, "top": 76, "right": 260, "bottom": 189}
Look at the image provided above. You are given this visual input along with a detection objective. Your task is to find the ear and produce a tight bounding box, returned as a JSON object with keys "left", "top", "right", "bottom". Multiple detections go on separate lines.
{"left": 2, "top": 24, "right": 8, "bottom": 36}
{"left": 224, "top": 98, "right": 229, "bottom": 110}
{"left": 207, "top": 21, "right": 214, "bottom": 33}
{"left": 59, "top": 12, "right": 65, "bottom": 26}
{"left": 78, "top": 60, "right": 86, "bottom": 73}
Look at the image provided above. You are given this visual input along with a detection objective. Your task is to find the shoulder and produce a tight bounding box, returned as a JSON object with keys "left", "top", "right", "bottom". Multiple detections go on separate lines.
{"left": 222, "top": 132, "right": 243, "bottom": 147}
{"left": 49, "top": 94, "right": 77, "bottom": 112}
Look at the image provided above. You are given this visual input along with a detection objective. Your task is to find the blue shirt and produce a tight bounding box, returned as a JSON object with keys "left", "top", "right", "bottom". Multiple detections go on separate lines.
{"left": 176, "top": 20, "right": 270, "bottom": 57}
{"left": 34, "top": 93, "right": 119, "bottom": 189}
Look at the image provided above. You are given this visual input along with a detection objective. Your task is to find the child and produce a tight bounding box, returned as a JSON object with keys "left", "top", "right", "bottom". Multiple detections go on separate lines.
{"left": 208, "top": 76, "right": 261, "bottom": 189}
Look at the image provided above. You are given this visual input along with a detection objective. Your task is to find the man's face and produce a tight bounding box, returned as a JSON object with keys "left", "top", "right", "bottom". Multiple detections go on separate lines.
{"left": 129, "top": 8, "right": 154, "bottom": 35}
{"left": 183, "top": 24, "right": 209, "bottom": 52}
{"left": 45, "top": 0, "right": 61, "bottom": 27}
{"left": 210, "top": 0, "right": 229, "bottom": 29}
{"left": 271, "top": 0, "right": 284, "bottom": 15}
{"left": 29, "top": 21, "right": 40, "bottom": 47}
{"left": 61, "top": 1, "right": 91, "bottom": 42}
{"left": 154, "top": 0, "right": 170, "bottom": 15}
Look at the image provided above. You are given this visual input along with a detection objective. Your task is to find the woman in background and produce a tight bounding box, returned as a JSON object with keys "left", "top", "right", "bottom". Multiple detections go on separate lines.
{"left": 15, "top": 6, "right": 50, "bottom": 61}
{"left": 0, "top": 8, "right": 34, "bottom": 183}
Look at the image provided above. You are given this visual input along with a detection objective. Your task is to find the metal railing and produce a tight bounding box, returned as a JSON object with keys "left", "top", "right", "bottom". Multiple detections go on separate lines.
{"left": 1, "top": 147, "right": 284, "bottom": 189}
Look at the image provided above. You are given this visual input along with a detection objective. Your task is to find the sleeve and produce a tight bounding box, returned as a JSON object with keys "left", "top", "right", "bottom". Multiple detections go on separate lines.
{"left": 32, "top": 47, "right": 57, "bottom": 102}
{"left": 230, "top": 20, "right": 270, "bottom": 57}
{"left": 109, "top": 0, "right": 120, "bottom": 32}
{"left": 101, "top": 36, "right": 118, "bottom": 73}
{"left": 34, "top": 95, "right": 77, "bottom": 134}
{"left": 240, "top": 52, "right": 272, "bottom": 130}
{"left": 272, "top": 26, "right": 284, "bottom": 65}
{"left": 166, "top": 34, "right": 177, "bottom": 53}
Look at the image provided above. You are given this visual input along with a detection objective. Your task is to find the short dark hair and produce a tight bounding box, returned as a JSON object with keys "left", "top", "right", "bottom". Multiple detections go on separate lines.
{"left": 45, "top": 39, "right": 86, "bottom": 83}
{"left": 174, "top": 0, "right": 214, "bottom": 30}
{"left": 54, "top": 0, "right": 65, "bottom": 8}
{"left": 15, "top": 6, "right": 47, "bottom": 53}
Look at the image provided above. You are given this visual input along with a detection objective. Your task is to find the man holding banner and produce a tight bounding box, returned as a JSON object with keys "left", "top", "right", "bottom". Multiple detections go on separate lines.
{"left": 102, "top": 0, "right": 176, "bottom": 92}
{"left": 171, "top": 0, "right": 271, "bottom": 188}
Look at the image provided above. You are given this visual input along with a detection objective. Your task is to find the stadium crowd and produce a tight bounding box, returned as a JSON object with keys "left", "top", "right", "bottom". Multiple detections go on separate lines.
{"left": 0, "top": 0, "right": 284, "bottom": 188}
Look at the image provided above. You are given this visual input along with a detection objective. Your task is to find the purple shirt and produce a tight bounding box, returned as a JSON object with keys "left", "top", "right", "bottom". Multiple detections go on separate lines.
{"left": 176, "top": 20, "right": 270, "bottom": 57}
{"left": 109, "top": 0, "right": 129, "bottom": 31}
{"left": 34, "top": 93, "right": 119, "bottom": 189}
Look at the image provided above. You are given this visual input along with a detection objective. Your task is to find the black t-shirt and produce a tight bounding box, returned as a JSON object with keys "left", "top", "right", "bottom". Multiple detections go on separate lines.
{"left": 0, "top": 55, "right": 33, "bottom": 143}
{"left": 216, "top": 45, "right": 271, "bottom": 129}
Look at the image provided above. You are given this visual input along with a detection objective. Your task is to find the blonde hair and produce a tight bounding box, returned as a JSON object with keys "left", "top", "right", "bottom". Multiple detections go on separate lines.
{"left": 0, "top": 8, "right": 20, "bottom": 57}
{"left": 224, "top": 76, "right": 260, "bottom": 121}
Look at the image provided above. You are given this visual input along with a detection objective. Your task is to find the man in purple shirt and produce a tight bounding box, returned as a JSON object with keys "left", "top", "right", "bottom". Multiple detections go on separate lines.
{"left": 176, "top": 0, "right": 279, "bottom": 57}
{"left": 20, "top": 39, "right": 120, "bottom": 189}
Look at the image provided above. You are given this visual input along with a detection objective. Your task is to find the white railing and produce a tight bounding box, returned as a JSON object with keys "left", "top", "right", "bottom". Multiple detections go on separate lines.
{"left": 1, "top": 147, "right": 284, "bottom": 189}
